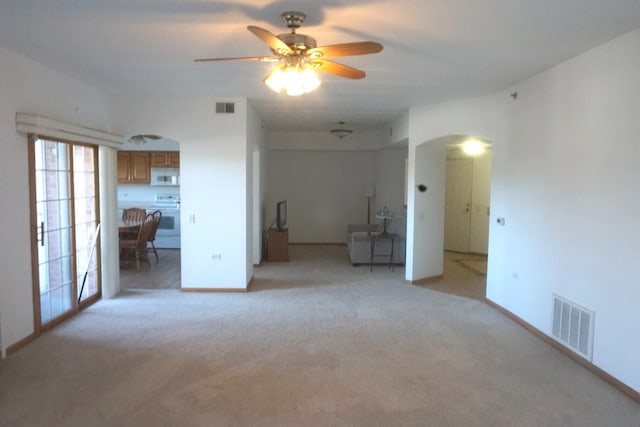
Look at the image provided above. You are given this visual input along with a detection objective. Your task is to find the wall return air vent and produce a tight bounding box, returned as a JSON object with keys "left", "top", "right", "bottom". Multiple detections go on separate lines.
{"left": 215, "top": 102, "right": 235, "bottom": 114}
{"left": 552, "top": 294, "right": 595, "bottom": 361}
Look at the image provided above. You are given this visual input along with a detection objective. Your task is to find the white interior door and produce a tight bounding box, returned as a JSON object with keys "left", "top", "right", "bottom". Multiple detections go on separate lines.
{"left": 444, "top": 158, "right": 473, "bottom": 252}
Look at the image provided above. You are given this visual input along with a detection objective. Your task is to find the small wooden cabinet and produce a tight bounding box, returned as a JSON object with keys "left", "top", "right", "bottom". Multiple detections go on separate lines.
{"left": 267, "top": 229, "right": 289, "bottom": 262}
{"left": 150, "top": 151, "right": 180, "bottom": 167}
{"left": 117, "top": 151, "right": 150, "bottom": 184}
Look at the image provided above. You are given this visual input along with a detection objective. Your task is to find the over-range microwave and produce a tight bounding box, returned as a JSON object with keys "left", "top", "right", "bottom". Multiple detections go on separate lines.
{"left": 150, "top": 167, "right": 179, "bottom": 186}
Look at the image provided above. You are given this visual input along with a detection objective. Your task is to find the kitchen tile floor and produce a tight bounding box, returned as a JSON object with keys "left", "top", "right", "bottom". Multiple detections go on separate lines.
{"left": 119, "top": 248, "right": 181, "bottom": 289}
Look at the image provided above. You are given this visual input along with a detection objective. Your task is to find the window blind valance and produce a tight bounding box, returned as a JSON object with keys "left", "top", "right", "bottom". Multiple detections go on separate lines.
{"left": 15, "top": 113, "right": 122, "bottom": 148}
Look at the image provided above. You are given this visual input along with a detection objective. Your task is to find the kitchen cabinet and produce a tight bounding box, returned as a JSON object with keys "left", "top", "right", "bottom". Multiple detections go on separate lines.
{"left": 150, "top": 151, "right": 180, "bottom": 167}
{"left": 117, "top": 151, "right": 150, "bottom": 184}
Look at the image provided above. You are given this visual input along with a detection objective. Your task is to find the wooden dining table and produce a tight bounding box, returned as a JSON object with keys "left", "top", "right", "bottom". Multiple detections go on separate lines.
{"left": 118, "top": 219, "right": 142, "bottom": 239}
{"left": 118, "top": 219, "right": 143, "bottom": 265}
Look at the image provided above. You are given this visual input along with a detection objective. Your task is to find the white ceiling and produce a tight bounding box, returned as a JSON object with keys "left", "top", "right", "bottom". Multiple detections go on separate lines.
{"left": 1, "top": 0, "right": 640, "bottom": 132}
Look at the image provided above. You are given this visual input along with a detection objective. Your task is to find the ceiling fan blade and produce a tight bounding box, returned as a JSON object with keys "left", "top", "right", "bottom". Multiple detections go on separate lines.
{"left": 307, "top": 41, "right": 383, "bottom": 58}
{"left": 194, "top": 56, "right": 279, "bottom": 62}
{"left": 247, "top": 25, "right": 293, "bottom": 55}
{"left": 311, "top": 59, "right": 366, "bottom": 79}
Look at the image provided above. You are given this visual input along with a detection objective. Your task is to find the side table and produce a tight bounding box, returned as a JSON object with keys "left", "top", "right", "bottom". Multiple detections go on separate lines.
{"left": 369, "top": 231, "right": 399, "bottom": 272}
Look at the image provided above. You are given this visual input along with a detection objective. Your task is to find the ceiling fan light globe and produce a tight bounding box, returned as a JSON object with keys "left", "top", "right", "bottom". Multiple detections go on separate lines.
{"left": 286, "top": 80, "right": 304, "bottom": 96}
{"left": 264, "top": 64, "right": 321, "bottom": 96}
{"left": 282, "top": 66, "right": 304, "bottom": 96}
{"left": 264, "top": 67, "right": 286, "bottom": 93}
{"left": 300, "top": 68, "right": 321, "bottom": 93}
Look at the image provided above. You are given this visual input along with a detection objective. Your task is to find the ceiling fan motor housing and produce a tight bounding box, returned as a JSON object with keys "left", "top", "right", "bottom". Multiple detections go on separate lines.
{"left": 277, "top": 33, "right": 317, "bottom": 52}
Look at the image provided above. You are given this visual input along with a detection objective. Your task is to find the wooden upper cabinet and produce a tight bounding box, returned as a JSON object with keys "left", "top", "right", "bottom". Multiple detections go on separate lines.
{"left": 117, "top": 152, "right": 131, "bottom": 183}
{"left": 150, "top": 151, "right": 180, "bottom": 167}
{"left": 117, "top": 151, "right": 150, "bottom": 184}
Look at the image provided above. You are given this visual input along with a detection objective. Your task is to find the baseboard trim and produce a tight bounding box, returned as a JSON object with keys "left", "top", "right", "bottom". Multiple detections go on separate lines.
{"left": 289, "top": 242, "right": 346, "bottom": 246}
{"left": 6, "top": 333, "right": 37, "bottom": 356}
{"left": 407, "top": 274, "right": 444, "bottom": 285}
{"left": 181, "top": 287, "right": 248, "bottom": 293}
{"left": 485, "top": 298, "right": 640, "bottom": 403}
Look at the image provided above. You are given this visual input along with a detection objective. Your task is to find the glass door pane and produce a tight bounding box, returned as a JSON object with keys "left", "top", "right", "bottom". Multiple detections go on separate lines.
{"left": 73, "top": 145, "right": 99, "bottom": 302}
{"left": 34, "top": 139, "right": 75, "bottom": 325}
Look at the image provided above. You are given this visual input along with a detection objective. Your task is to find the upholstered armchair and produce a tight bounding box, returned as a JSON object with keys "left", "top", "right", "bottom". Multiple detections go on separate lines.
{"left": 346, "top": 216, "right": 406, "bottom": 266}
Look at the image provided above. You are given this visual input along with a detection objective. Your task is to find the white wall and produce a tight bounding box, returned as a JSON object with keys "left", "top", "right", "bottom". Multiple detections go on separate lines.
{"left": 268, "top": 129, "right": 386, "bottom": 151}
{"left": 374, "top": 145, "right": 408, "bottom": 228}
{"left": 110, "top": 96, "right": 252, "bottom": 289}
{"left": 0, "top": 46, "right": 112, "bottom": 354}
{"left": 406, "top": 140, "right": 447, "bottom": 281}
{"left": 385, "top": 114, "right": 410, "bottom": 147}
{"left": 407, "top": 28, "right": 640, "bottom": 392}
{"left": 267, "top": 150, "right": 376, "bottom": 243}
{"left": 99, "top": 147, "right": 120, "bottom": 299}
{"left": 247, "top": 102, "right": 266, "bottom": 268}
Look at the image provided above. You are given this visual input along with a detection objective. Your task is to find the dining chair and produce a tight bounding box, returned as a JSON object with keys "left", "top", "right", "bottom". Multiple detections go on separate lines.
{"left": 122, "top": 207, "right": 147, "bottom": 222}
{"left": 119, "top": 213, "right": 155, "bottom": 270}
{"left": 120, "top": 207, "right": 147, "bottom": 240}
{"left": 147, "top": 210, "right": 162, "bottom": 263}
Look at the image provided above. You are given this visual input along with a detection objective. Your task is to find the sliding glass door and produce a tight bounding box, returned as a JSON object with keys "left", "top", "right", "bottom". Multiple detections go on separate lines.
{"left": 29, "top": 136, "right": 100, "bottom": 330}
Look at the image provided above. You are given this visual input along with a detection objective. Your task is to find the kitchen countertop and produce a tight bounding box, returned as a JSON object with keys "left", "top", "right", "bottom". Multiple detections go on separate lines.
{"left": 118, "top": 201, "right": 154, "bottom": 209}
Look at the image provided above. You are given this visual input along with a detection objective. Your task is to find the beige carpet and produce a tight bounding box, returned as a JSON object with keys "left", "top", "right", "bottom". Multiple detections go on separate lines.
{"left": 1, "top": 246, "right": 638, "bottom": 426}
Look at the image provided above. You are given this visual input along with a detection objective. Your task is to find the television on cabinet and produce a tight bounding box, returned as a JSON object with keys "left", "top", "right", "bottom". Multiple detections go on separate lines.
{"left": 276, "top": 200, "right": 287, "bottom": 231}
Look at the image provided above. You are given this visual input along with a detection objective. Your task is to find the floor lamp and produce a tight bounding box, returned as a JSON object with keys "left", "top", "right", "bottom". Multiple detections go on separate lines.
{"left": 364, "top": 185, "right": 375, "bottom": 224}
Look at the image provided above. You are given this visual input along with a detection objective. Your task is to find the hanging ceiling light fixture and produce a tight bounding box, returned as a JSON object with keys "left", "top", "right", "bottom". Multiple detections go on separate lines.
{"left": 330, "top": 121, "right": 353, "bottom": 139}
{"left": 461, "top": 139, "right": 486, "bottom": 155}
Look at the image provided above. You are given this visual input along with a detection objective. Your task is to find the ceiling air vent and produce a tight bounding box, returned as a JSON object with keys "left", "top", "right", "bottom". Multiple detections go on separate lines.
{"left": 552, "top": 294, "right": 595, "bottom": 361}
{"left": 215, "top": 102, "right": 235, "bottom": 114}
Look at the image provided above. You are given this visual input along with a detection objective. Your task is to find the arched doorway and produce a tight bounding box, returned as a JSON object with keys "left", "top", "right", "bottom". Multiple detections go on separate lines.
{"left": 118, "top": 134, "right": 182, "bottom": 290}
{"left": 407, "top": 135, "right": 493, "bottom": 299}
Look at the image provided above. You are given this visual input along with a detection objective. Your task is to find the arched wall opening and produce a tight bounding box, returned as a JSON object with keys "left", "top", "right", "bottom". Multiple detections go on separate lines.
{"left": 406, "top": 134, "right": 493, "bottom": 285}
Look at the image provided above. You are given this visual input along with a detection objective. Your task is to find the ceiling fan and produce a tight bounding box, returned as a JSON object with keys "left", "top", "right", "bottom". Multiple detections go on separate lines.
{"left": 128, "top": 134, "right": 162, "bottom": 145}
{"left": 194, "top": 11, "right": 383, "bottom": 95}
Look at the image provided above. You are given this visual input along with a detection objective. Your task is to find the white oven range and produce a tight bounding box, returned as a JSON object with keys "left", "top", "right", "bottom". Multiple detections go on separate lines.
{"left": 148, "top": 193, "right": 180, "bottom": 249}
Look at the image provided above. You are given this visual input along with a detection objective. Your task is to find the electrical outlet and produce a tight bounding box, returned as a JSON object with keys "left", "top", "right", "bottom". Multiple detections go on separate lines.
{"left": 189, "top": 214, "right": 196, "bottom": 224}
{"left": 211, "top": 254, "right": 221, "bottom": 260}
